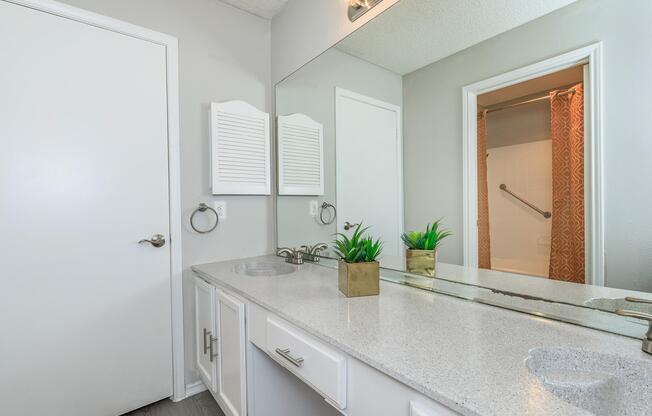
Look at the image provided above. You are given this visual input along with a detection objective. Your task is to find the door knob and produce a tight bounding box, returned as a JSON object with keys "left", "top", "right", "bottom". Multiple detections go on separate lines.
{"left": 344, "top": 221, "right": 359, "bottom": 231}
{"left": 139, "top": 234, "right": 166, "bottom": 248}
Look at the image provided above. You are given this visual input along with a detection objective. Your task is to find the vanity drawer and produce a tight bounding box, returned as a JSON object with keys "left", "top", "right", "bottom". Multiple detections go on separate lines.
{"left": 266, "top": 316, "right": 347, "bottom": 409}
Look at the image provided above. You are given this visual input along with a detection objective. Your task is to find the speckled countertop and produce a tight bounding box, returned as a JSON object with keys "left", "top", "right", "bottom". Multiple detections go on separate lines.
{"left": 192, "top": 255, "right": 651, "bottom": 416}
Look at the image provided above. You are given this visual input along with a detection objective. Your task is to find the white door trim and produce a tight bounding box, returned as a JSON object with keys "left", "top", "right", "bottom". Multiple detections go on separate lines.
{"left": 461, "top": 42, "right": 604, "bottom": 286}
{"left": 5, "top": 0, "right": 186, "bottom": 400}
{"left": 334, "top": 87, "right": 404, "bottom": 249}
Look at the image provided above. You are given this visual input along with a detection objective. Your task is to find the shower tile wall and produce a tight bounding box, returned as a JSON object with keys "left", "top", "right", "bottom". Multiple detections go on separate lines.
{"left": 487, "top": 140, "right": 552, "bottom": 277}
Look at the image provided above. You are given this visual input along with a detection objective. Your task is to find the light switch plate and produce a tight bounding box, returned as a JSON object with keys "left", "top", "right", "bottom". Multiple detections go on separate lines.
{"left": 309, "top": 200, "right": 318, "bottom": 217}
{"left": 214, "top": 201, "right": 227, "bottom": 221}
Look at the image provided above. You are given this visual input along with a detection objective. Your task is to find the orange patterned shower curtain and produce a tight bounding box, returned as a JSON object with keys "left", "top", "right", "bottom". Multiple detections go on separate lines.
{"left": 549, "top": 83, "right": 585, "bottom": 283}
{"left": 477, "top": 110, "right": 491, "bottom": 269}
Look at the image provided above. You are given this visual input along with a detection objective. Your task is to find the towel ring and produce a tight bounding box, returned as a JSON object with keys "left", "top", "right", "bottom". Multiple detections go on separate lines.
{"left": 318, "top": 202, "right": 336, "bottom": 225}
{"left": 190, "top": 203, "right": 219, "bottom": 234}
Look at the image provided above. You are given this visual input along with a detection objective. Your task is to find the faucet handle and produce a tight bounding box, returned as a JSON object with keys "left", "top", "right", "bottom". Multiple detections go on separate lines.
{"left": 311, "top": 243, "right": 328, "bottom": 255}
{"left": 625, "top": 296, "right": 652, "bottom": 305}
{"left": 616, "top": 309, "right": 652, "bottom": 321}
{"left": 616, "top": 308, "right": 652, "bottom": 355}
{"left": 277, "top": 247, "right": 294, "bottom": 256}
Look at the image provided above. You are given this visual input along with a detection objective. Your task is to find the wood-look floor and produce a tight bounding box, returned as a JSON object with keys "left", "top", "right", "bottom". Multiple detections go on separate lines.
{"left": 124, "top": 391, "right": 225, "bottom": 416}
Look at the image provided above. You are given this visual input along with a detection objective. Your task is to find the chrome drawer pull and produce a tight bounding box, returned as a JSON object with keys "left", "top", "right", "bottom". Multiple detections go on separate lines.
{"left": 275, "top": 348, "right": 304, "bottom": 368}
{"left": 203, "top": 328, "right": 210, "bottom": 355}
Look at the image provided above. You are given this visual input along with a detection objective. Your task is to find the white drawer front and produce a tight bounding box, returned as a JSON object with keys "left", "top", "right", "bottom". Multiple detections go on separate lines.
{"left": 266, "top": 317, "right": 347, "bottom": 409}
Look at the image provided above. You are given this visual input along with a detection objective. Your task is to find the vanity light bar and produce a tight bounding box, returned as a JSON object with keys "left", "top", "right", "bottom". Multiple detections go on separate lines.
{"left": 348, "top": 0, "right": 384, "bottom": 22}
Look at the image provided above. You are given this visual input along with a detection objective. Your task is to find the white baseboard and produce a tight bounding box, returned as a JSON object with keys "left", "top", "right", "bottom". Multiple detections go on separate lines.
{"left": 172, "top": 380, "right": 206, "bottom": 401}
{"left": 186, "top": 380, "right": 208, "bottom": 397}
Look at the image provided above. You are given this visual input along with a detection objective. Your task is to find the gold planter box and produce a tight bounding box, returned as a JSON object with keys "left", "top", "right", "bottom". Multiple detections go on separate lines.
{"left": 406, "top": 249, "right": 437, "bottom": 277}
{"left": 338, "top": 260, "right": 379, "bottom": 297}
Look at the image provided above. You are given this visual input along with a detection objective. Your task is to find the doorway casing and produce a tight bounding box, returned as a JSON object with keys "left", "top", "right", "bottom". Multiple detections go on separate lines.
{"left": 461, "top": 43, "right": 604, "bottom": 286}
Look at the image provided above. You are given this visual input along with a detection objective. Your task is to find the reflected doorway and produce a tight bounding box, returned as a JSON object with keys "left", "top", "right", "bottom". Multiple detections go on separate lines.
{"left": 478, "top": 66, "right": 585, "bottom": 282}
{"left": 462, "top": 44, "right": 604, "bottom": 286}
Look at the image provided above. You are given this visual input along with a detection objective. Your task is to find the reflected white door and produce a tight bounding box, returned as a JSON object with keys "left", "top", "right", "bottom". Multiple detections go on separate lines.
{"left": 335, "top": 88, "right": 403, "bottom": 265}
{"left": 0, "top": 2, "right": 172, "bottom": 415}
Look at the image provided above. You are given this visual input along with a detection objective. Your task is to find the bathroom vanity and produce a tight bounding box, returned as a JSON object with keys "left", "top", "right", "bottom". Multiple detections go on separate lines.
{"left": 192, "top": 256, "right": 650, "bottom": 416}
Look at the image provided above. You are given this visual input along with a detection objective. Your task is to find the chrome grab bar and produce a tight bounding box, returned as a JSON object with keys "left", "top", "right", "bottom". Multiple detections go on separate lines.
{"left": 275, "top": 348, "right": 304, "bottom": 368}
{"left": 499, "top": 184, "right": 551, "bottom": 219}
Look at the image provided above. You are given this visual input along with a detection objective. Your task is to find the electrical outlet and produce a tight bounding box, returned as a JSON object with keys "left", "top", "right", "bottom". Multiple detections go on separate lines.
{"left": 214, "top": 201, "right": 227, "bottom": 221}
{"left": 309, "top": 200, "right": 318, "bottom": 217}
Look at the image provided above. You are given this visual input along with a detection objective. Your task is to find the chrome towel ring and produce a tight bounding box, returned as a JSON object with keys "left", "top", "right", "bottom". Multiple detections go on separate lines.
{"left": 190, "top": 203, "right": 219, "bottom": 234}
{"left": 318, "top": 202, "right": 336, "bottom": 225}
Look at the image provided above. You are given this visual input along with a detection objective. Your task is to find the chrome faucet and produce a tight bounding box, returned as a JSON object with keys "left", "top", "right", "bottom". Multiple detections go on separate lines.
{"left": 299, "top": 243, "right": 328, "bottom": 263}
{"left": 277, "top": 247, "right": 304, "bottom": 265}
{"left": 616, "top": 297, "right": 652, "bottom": 354}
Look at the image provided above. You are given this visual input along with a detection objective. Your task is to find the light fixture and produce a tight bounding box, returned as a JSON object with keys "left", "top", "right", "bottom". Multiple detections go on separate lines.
{"left": 348, "top": 0, "right": 383, "bottom": 22}
{"left": 350, "top": 0, "right": 370, "bottom": 9}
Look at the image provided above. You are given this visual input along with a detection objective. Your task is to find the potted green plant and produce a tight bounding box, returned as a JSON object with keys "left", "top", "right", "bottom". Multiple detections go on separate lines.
{"left": 333, "top": 223, "right": 383, "bottom": 297}
{"left": 401, "top": 219, "right": 451, "bottom": 277}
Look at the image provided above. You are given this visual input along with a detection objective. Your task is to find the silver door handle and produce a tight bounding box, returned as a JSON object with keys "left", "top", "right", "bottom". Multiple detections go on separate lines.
{"left": 344, "top": 221, "right": 359, "bottom": 231}
{"left": 139, "top": 234, "right": 166, "bottom": 248}
{"left": 275, "top": 348, "right": 304, "bottom": 368}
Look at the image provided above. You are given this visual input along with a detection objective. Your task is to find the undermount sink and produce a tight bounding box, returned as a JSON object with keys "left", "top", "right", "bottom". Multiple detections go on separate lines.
{"left": 525, "top": 347, "right": 652, "bottom": 415}
{"left": 234, "top": 261, "right": 296, "bottom": 277}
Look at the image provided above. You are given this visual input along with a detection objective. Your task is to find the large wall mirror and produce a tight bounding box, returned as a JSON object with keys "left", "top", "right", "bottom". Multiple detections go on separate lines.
{"left": 276, "top": 0, "right": 652, "bottom": 337}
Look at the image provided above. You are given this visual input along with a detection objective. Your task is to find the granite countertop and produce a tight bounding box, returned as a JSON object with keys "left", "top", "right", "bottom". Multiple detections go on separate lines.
{"left": 192, "top": 255, "right": 650, "bottom": 416}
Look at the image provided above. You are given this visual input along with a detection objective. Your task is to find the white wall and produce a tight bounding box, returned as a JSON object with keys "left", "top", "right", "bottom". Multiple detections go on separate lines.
{"left": 60, "top": 0, "right": 272, "bottom": 384}
{"left": 403, "top": 0, "right": 652, "bottom": 292}
{"left": 271, "top": 0, "right": 400, "bottom": 83}
{"left": 486, "top": 100, "right": 551, "bottom": 148}
{"left": 276, "top": 48, "right": 402, "bottom": 249}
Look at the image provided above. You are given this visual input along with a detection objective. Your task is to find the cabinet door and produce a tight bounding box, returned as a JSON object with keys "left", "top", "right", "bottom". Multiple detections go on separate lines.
{"left": 195, "top": 277, "right": 217, "bottom": 392}
{"left": 215, "top": 289, "right": 247, "bottom": 416}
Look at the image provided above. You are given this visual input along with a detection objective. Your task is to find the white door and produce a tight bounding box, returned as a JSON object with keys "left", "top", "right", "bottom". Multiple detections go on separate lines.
{"left": 335, "top": 88, "right": 403, "bottom": 267}
{"left": 215, "top": 289, "right": 247, "bottom": 416}
{"left": 195, "top": 277, "right": 218, "bottom": 392}
{"left": 0, "top": 2, "right": 173, "bottom": 415}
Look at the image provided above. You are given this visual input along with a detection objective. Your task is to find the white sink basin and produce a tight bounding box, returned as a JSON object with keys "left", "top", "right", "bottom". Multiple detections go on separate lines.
{"left": 234, "top": 261, "right": 296, "bottom": 277}
{"left": 525, "top": 347, "right": 652, "bottom": 415}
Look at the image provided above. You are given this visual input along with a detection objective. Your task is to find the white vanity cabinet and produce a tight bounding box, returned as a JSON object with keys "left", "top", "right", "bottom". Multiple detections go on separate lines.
{"left": 195, "top": 275, "right": 459, "bottom": 416}
{"left": 194, "top": 277, "right": 217, "bottom": 392}
{"left": 214, "top": 289, "right": 247, "bottom": 416}
{"left": 247, "top": 302, "right": 460, "bottom": 416}
{"left": 194, "top": 277, "right": 247, "bottom": 416}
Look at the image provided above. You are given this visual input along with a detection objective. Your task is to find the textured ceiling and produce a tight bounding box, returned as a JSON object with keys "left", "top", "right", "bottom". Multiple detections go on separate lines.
{"left": 220, "top": 0, "right": 289, "bottom": 19}
{"left": 337, "top": 0, "right": 578, "bottom": 75}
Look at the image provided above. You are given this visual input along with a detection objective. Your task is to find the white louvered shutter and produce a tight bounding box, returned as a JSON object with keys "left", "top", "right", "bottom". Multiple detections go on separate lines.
{"left": 211, "top": 101, "right": 271, "bottom": 195}
{"left": 278, "top": 113, "right": 324, "bottom": 195}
